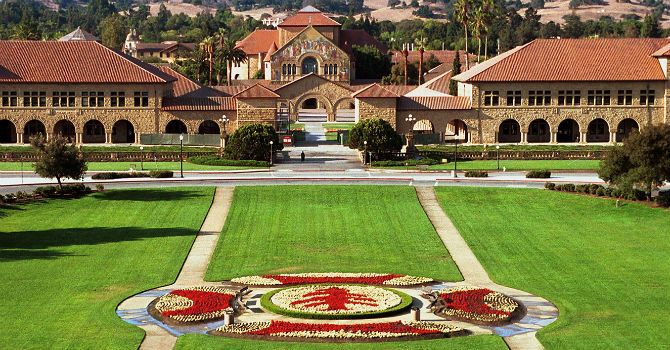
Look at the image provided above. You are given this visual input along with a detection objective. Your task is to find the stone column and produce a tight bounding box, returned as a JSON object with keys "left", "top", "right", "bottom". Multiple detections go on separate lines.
{"left": 17, "top": 133, "right": 23, "bottom": 144}
{"left": 610, "top": 132, "right": 617, "bottom": 144}
{"left": 579, "top": 132, "right": 587, "bottom": 144}
{"left": 76, "top": 133, "right": 83, "bottom": 145}
{"left": 551, "top": 132, "right": 558, "bottom": 144}
{"left": 105, "top": 133, "right": 112, "bottom": 144}
{"left": 521, "top": 132, "right": 528, "bottom": 144}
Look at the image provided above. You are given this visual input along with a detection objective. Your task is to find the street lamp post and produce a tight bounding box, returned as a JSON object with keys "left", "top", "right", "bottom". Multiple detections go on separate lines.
{"left": 179, "top": 134, "right": 184, "bottom": 178}
{"left": 140, "top": 146, "right": 144, "bottom": 170}
{"left": 219, "top": 115, "right": 229, "bottom": 150}
{"left": 496, "top": 145, "right": 500, "bottom": 170}
{"left": 269, "top": 140, "right": 274, "bottom": 166}
{"left": 405, "top": 114, "right": 416, "bottom": 158}
{"left": 363, "top": 140, "right": 368, "bottom": 165}
{"left": 454, "top": 139, "right": 458, "bottom": 177}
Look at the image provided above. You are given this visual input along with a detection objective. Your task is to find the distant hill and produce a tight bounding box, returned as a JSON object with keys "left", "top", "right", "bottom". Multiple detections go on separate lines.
{"left": 523, "top": 0, "right": 670, "bottom": 27}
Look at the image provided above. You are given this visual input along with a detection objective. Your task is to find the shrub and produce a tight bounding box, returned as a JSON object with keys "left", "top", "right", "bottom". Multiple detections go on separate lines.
{"left": 465, "top": 170, "right": 488, "bottom": 178}
{"left": 34, "top": 186, "right": 58, "bottom": 197}
{"left": 374, "top": 158, "right": 440, "bottom": 167}
{"left": 526, "top": 170, "right": 551, "bottom": 178}
{"left": 149, "top": 170, "right": 173, "bottom": 178}
{"left": 188, "top": 155, "right": 269, "bottom": 167}
{"left": 16, "top": 191, "right": 30, "bottom": 199}
{"left": 589, "top": 184, "right": 602, "bottom": 194}
{"left": 59, "top": 184, "right": 89, "bottom": 195}
{"left": 656, "top": 191, "right": 670, "bottom": 207}
{"left": 544, "top": 182, "right": 556, "bottom": 190}
{"left": 91, "top": 172, "right": 149, "bottom": 180}
{"left": 596, "top": 187, "right": 606, "bottom": 196}
{"left": 95, "top": 184, "right": 105, "bottom": 192}
{"left": 575, "top": 184, "right": 589, "bottom": 193}
{"left": 562, "top": 184, "right": 576, "bottom": 192}
{"left": 224, "top": 124, "right": 283, "bottom": 161}
{"left": 611, "top": 188, "right": 623, "bottom": 198}
{"left": 4, "top": 193, "right": 17, "bottom": 203}
{"left": 348, "top": 118, "right": 403, "bottom": 154}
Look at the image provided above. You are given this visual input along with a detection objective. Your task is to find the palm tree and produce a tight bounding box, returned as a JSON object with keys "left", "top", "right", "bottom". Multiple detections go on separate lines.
{"left": 454, "top": 0, "right": 472, "bottom": 69}
{"left": 215, "top": 28, "right": 226, "bottom": 84}
{"left": 199, "top": 36, "right": 215, "bottom": 85}
{"left": 218, "top": 39, "right": 248, "bottom": 86}
{"left": 481, "top": 0, "right": 496, "bottom": 60}
{"left": 474, "top": 6, "right": 485, "bottom": 63}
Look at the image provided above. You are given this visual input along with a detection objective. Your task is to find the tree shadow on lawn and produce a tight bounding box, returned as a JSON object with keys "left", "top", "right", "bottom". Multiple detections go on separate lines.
{"left": 0, "top": 204, "right": 25, "bottom": 218}
{"left": 0, "top": 226, "right": 197, "bottom": 262}
{"left": 92, "top": 189, "right": 207, "bottom": 202}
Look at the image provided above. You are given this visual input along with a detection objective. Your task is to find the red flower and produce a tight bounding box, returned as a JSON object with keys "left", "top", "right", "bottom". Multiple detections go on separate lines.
{"left": 263, "top": 274, "right": 404, "bottom": 285}
{"left": 439, "top": 288, "right": 510, "bottom": 317}
{"left": 290, "top": 287, "right": 377, "bottom": 311}
{"left": 247, "top": 320, "right": 442, "bottom": 336}
{"left": 161, "top": 289, "right": 234, "bottom": 317}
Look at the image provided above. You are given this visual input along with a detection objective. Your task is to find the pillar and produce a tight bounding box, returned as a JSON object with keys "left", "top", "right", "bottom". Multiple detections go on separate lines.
{"left": 610, "top": 132, "right": 616, "bottom": 144}
{"left": 76, "top": 133, "right": 83, "bottom": 145}
{"left": 521, "top": 132, "right": 528, "bottom": 144}
{"left": 135, "top": 132, "right": 141, "bottom": 144}
{"left": 17, "top": 133, "right": 23, "bottom": 144}
{"left": 551, "top": 132, "right": 558, "bottom": 144}
{"left": 105, "top": 133, "right": 112, "bottom": 144}
{"left": 579, "top": 132, "right": 587, "bottom": 144}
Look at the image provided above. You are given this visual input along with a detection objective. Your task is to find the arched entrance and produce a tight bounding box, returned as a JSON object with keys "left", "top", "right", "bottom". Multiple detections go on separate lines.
{"left": 298, "top": 96, "right": 330, "bottom": 122}
{"left": 528, "top": 119, "right": 550, "bottom": 143}
{"left": 301, "top": 56, "right": 318, "bottom": 75}
{"left": 413, "top": 120, "right": 434, "bottom": 134}
{"left": 23, "top": 120, "right": 46, "bottom": 144}
{"left": 616, "top": 118, "right": 639, "bottom": 142}
{"left": 198, "top": 120, "right": 220, "bottom": 134}
{"left": 54, "top": 120, "right": 76, "bottom": 142}
{"left": 335, "top": 99, "right": 355, "bottom": 122}
{"left": 0, "top": 120, "right": 17, "bottom": 143}
{"left": 112, "top": 120, "right": 135, "bottom": 143}
{"left": 83, "top": 120, "right": 105, "bottom": 143}
{"left": 586, "top": 118, "right": 609, "bottom": 143}
{"left": 498, "top": 119, "right": 521, "bottom": 143}
{"left": 302, "top": 98, "right": 318, "bottom": 109}
{"left": 557, "top": 119, "right": 580, "bottom": 143}
{"left": 165, "top": 120, "right": 187, "bottom": 134}
{"left": 446, "top": 119, "right": 468, "bottom": 143}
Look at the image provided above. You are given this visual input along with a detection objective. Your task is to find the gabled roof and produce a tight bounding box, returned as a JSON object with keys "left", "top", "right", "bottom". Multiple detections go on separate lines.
{"left": 158, "top": 66, "right": 223, "bottom": 98}
{"left": 352, "top": 84, "right": 399, "bottom": 98}
{"left": 279, "top": 7, "right": 341, "bottom": 27}
{"left": 264, "top": 42, "right": 278, "bottom": 62}
{"left": 398, "top": 96, "right": 471, "bottom": 110}
{"left": 234, "top": 84, "right": 280, "bottom": 99}
{"left": 59, "top": 27, "right": 98, "bottom": 42}
{"left": 0, "top": 40, "right": 175, "bottom": 84}
{"left": 454, "top": 38, "right": 670, "bottom": 83}
{"left": 162, "top": 97, "right": 236, "bottom": 111}
{"left": 391, "top": 49, "right": 474, "bottom": 65}
{"left": 270, "top": 26, "right": 347, "bottom": 63}
{"left": 235, "top": 30, "right": 279, "bottom": 55}
{"left": 652, "top": 42, "right": 670, "bottom": 57}
{"left": 274, "top": 73, "right": 354, "bottom": 94}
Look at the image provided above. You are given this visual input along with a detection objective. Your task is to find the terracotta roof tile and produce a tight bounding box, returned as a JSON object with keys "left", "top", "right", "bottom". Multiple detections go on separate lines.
{"left": 158, "top": 66, "right": 223, "bottom": 98}
{"left": 274, "top": 73, "right": 354, "bottom": 93}
{"left": 398, "top": 96, "right": 470, "bottom": 110}
{"left": 162, "top": 97, "right": 236, "bottom": 111}
{"left": 340, "top": 30, "right": 387, "bottom": 55}
{"left": 383, "top": 85, "right": 416, "bottom": 96}
{"left": 235, "top": 30, "right": 279, "bottom": 55}
{"left": 264, "top": 42, "right": 278, "bottom": 62}
{"left": 352, "top": 83, "right": 399, "bottom": 98}
{"left": 211, "top": 85, "right": 249, "bottom": 96}
{"left": 425, "top": 70, "right": 453, "bottom": 95}
{"left": 423, "top": 62, "right": 450, "bottom": 82}
{"left": 455, "top": 38, "right": 670, "bottom": 83}
{"left": 279, "top": 10, "right": 341, "bottom": 27}
{"left": 391, "top": 50, "right": 475, "bottom": 65}
{"left": 0, "top": 40, "right": 175, "bottom": 84}
{"left": 234, "top": 83, "right": 280, "bottom": 98}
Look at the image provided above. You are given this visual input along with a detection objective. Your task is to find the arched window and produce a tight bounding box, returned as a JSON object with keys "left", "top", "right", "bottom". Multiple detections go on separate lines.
{"left": 301, "top": 57, "right": 318, "bottom": 74}
{"left": 282, "top": 64, "right": 286, "bottom": 75}
{"left": 334, "top": 64, "right": 338, "bottom": 75}
{"left": 292, "top": 64, "right": 296, "bottom": 75}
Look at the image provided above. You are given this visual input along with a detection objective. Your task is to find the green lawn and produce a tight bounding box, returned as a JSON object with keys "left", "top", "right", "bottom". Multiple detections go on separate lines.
{"left": 0, "top": 145, "right": 218, "bottom": 153}
{"left": 435, "top": 187, "right": 670, "bottom": 349}
{"left": 0, "top": 161, "right": 263, "bottom": 172}
{"left": 323, "top": 122, "right": 355, "bottom": 130}
{"left": 429, "top": 159, "right": 600, "bottom": 171}
{"left": 0, "top": 187, "right": 215, "bottom": 349}
{"left": 206, "top": 186, "right": 462, "bottom": 281}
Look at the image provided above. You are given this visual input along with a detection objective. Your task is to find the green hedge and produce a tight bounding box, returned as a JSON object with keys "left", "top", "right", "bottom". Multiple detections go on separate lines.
{"left": 465, "top": 170, "right": 488, "bottom": 178}
{"left": 375, "top": 158, "right": 440, "bottom": 167}
{"left": 656, "top": 191, "right": 670, "bottom": 207}
{"left": 526, "top": 170, "right": 551, "bottom": 178}
{"left": 91, "top": 172, "right": 149, "bottom": 180}
{"left": 188, "top": 155, "right": 269, "bottom": 167}
{"left": 149, "top": 170, "right": 173, "bottom": 178}
{"left": 259, "top": 285, "right": 413, "bottom": 320}
{"left": 545, "top": 182, "right": 649, "bottom": 201}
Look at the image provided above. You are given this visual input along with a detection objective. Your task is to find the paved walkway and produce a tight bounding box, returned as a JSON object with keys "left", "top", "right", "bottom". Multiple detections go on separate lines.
{"left": 415, "top": 186, "right": 549, "bottom": 350}
{"left": 135, "top": 187, "right": 234, "bottom": 350}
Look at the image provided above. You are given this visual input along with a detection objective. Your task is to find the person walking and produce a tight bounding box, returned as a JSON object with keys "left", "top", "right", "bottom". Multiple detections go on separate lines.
{"left": 300, "top": 151, "right": 305, "bottom": 162}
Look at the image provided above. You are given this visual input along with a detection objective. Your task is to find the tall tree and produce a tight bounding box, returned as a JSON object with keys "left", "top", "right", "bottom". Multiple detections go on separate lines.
{"left": 31, "top": 134, "right": 87, "bottom": 190}
{"left": 99, "top": 14, "right": 126, "bottom": 50}
{"left": 215, "top": 28, "right": 227, "bottom": 84}
{"left": 454, "top": 0, "right": 472, "bottom": 69}
{"left": 199, "top": 36, "right": 215, "bottom": 85}
{"left": 449, "top": 51, "right": 462, "bottom": 96}
{"left": 218, "top": 39, "right": 247, "bottom": 86}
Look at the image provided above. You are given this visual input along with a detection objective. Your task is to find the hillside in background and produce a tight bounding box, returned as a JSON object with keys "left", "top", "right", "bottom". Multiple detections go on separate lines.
{"left": 526, "top": 0, "right": 670, "bottom": 27}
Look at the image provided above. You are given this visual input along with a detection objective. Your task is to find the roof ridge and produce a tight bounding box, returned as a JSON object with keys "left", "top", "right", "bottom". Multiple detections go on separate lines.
{"left": 233, "top": 83, "right": 280, "bottom": 98}
{"left": 452, "top": 41, "right": 533, "bottom": 83}
{"left": 99, "top": 41, "right": 175, "bottom": 83}
{"left": 274, "top": 73, "right": 354, "bottom": 92}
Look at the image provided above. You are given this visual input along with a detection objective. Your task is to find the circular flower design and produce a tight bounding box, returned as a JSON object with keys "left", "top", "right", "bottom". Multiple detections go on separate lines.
{"left": 231, "top": 273, "right": 433, "bottom": 286}
{"left": 213, "top": 320, "right": 466, "bottom": 340}
{"left": 435, "top": 286, "right": 520, "bottom": 324}
{"left": 153, "top": 286, "right": 237, "bottom": 323}
{"left": 261, "top": 284, "right": 413, "bottom": 319}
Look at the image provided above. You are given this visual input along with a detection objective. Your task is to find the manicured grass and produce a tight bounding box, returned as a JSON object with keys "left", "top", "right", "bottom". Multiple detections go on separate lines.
{"left": 419, "top": 144, "right": 612, "bottom": 152}
{"left": 428, "top": 159, "right": 600, "bottom": 171}
{"left": 175, "top": 334, "right": 505, "bottom": 350}
{"left": 323, "top": 122, "right": 355, "bottom": 130}
{"left": 205, "top": 186, "right": 462, "bottom": 281}
{"left": 0, "top": 187, "right": 215, "bottom": 349}
{"left": 0, "top": 161, "right": 262, "bottom": 172}
{"left": 435, "top": 187, "right": 670, "bottom": 349}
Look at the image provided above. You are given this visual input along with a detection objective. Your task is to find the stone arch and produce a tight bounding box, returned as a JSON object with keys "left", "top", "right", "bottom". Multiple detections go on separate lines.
{"left": 0, "top": 119, "right": 17, "bottom": 143}
{"left": 498, "top": 119, "right": 521, "bottom": 143}
{"left": 301, "top": 56, "right": 319, "bottom": 75}
{"left": 165, "top": 120, "right": 188, "bottom": 134}
{"left": 586, "top": 118, "right": 610, "bottom": 143}
{"left": 198, "top": 120, "right": 220, "bottom": 134}
{"left": 54, "top": 120, "right": 76, "bottom": 143}
{"left": 83, "top": 119, "right": 105, "bottom": 143}
{"left": 615, "top": 118, "right": 639, "bottom": 142}
{"left": 445, "top": 119, "right": 469, "bottom": 143}
{"left": 334, "top": 98, "right": 355, "bottom": 122}
{"left": 23, "top": 119, "right": 46, "bottom": 144}
{"left": 528, "top": 119, "right": 551, "bottom": 143}
{"left": 112, "top": 120, "right": 135, "bottom": 144}
{"left": 413, "top": 119, "right": 434, "bottom": 134}
{"left": 557, "top": 119, "right": 580, "bottom": 143}
{"left": 295, "top": 93, "right": 333, "bottom": 122}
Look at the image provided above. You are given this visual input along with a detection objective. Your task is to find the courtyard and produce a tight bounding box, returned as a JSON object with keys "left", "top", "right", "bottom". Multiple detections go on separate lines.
{"left": 1, "top": 185, "right": 668, "bottom": 349}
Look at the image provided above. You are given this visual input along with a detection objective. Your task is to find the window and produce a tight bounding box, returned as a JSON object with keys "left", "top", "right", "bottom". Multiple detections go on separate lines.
{"left": 483, "top": 91, "right": 500, "bottom": 106}
{"left": 558, "top": 90, "right": 581, "bottom": 106}
{"left": 506, "top": 91, "right": 521, "bottom": 106}
{"left": 617, "top": 90, "right": 632, "bottom": 105}
{"left": 82, "top": 91, "right": 104, "bottom": 107}
{"left": 334, "top": 64, "right": 338, "bottom": 75}
{"left": 1, "top": 91, "right": 17, "bottom": 107}
{"left": 111, "top": 92, "right": 125, "bottom": 107}
{"left": 282, "top": 64, "right": 286, "bottom": 75}
{"left": 22, "top": 91, "right": 46, "bottom": 107}
{"left": 134, "top": 91, "right": 149, "bottom": 107}
{"left": 640, "top": 90, "right": 655, "bottom": 105}
{"left": 587, "top": 90, "right": 611, "bottom": 106}
{"left": 52, "top": 92, "right": 75, "bottom": 107}
{"left": 292, "top": 64, "right": 296, "bottom": 75}
{"left": 529, "top": 90, "right": 551, "bottom": 106}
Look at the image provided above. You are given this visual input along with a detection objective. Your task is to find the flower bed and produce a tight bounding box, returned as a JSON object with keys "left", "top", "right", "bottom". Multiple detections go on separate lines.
{"left": 152, "top": 286, "right": 237, "bottom": 323}
{"left": 434, "top": 286, "right": 520, "bottom": 324}
{"left": 212, "top": 320, "right": 466, "bottom": 341}
{"left": 231, "top": 273, "right": 433, "bottom": 286}
{"left": 260, "top": 284, "right": 413, "bottom": 319}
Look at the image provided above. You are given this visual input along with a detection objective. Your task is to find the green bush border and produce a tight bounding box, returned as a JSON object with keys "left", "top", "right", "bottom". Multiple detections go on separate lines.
{"left": 259, "top": 284, "right": 414, "bottom": 320}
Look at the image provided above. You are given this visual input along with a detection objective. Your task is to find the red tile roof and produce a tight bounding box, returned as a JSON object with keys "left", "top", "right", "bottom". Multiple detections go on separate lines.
{"left": 340, "top": 30, "right": 387, "bottom": 55}
{"left": 279, "top": 9, "right": 341, "bottom": 27}
{"left": 264, "top": 42, "right": 278, "bottom": 62}
{"left": 391, "top": 50, "right": 474, "bottom": 65}
{"left": 652, "top": 42, "right": 670, "bottom": 57}
{"left": 352, "top": 83, "right": 399, "bottom": 98}
{"left": 274, "top": 73, "right": 354, "bottom": 94}
{"left": 158, "top": 66, "right": 223, "bottom": 98}
{"left": 235, "top": 30, "right": 279, "bottom": 55}
{"left": 234, "top": 84, "right": 280, "bottom": 99}
{"left": 162, "top": 97, "right": 236, "bottom": 111}
{"left": 211, "top": 85, "right": 249, "bottom": 96}
{"left": 398, "top": 96, "right": 471, "bottom": 110}
{"left": 383, "top": 85, "right": 417, "bottom": 96}
{"left": 454, "top": 38, "right": 670, "bottom": 83}
{"left": 425, "top": 70, "right": 453, "bottom": 95}
{"left": 0, "top": 40, "right": 175, "bottom": 84}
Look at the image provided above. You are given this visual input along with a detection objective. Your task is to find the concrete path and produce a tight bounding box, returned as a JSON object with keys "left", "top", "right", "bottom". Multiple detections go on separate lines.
{"left": 415, "top": 186, "right": 547, "bottom": 350}
{"left": 135, "top": 187, "right": 234, "bottom": 350}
